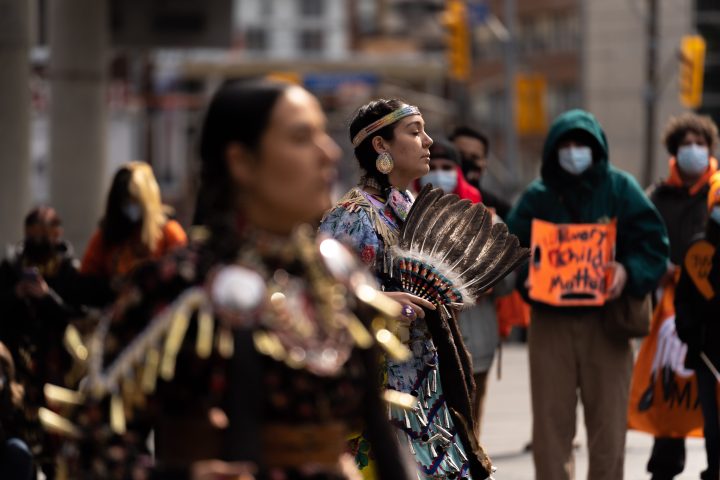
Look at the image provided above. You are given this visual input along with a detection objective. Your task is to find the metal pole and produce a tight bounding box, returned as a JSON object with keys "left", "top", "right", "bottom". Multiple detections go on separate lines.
{"left": 0, "top": 0, "right": 31, "bottom": 250}
{"left": 578, "top": 0, "right": 587, "bottom": 108}
{"left": 643, "top": 0, "right": 659, "bottom": 187}
{"left": 700, "top": 352, "right": 720, "bottom": 383}
{"left": 49, "top": 0, "right": 108, "bottom": 253}
{"left": 503, "top": 0, "right": 518, "bottom": 194}
{"left": 452, "top": 80, "right": 471, "bottom": 126}
{"left": 142, "top": 53, "right": 155, "bottom": 167}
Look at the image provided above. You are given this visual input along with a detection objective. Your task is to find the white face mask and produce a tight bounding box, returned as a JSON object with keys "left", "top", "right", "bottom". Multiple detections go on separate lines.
{"left": 677, "top": 144, "right": 709, "bottom": 177}
{"left": 122, "top": 203, "right": 143, "bottom": 223}
{"left": 710, "top": 206, "right": 720, "bottom": 225}
{"left": 420, "top": 169, "right": 458, "bottom": 193}
{"left": 558, "top": 146, "right": 593, "bottom": 175}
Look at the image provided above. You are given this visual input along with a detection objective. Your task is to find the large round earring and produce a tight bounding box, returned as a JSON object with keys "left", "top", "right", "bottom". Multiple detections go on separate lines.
{"left": 376, "top": 152, "right": 394, "bottom": 174}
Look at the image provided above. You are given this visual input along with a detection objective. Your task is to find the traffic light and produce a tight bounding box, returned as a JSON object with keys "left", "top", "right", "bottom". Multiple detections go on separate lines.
{"left": 515, "top": 73, "right": 547, "bottom": 135}
{"left": 443, "top": 0, "right": 471, "bottom": 81}
{"left": 679, "top": 35, "right": 706, "bottom": 109}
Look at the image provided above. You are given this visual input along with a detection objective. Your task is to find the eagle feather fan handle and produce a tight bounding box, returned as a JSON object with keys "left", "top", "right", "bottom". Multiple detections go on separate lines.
{"left": 390, "top": 184, "right": 530, "bottom": 308}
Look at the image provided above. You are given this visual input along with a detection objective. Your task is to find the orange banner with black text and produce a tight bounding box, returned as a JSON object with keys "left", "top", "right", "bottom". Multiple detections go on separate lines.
{"left": 627, "top": 284, "right": 703, "bottom": 437}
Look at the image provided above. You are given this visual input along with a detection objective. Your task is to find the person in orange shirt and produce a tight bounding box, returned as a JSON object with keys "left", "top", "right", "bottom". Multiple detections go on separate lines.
{"left": 81, "top": 162, "right": 187, "bottom": 283}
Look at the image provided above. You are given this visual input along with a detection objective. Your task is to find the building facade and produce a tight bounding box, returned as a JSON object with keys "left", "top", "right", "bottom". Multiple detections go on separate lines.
{"left": 472, "top": 0, "right": 693, "bottom": 193}
{"left": 235, "top": 0, "right": 349, "bottom": 60}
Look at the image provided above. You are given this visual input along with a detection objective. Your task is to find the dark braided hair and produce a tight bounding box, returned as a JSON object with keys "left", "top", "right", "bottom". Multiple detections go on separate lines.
{"left": 194, "top": 78, "right": 291, "bottom": 269}
{"left": 349, "top": 99, "right": 407, "bottom": 192}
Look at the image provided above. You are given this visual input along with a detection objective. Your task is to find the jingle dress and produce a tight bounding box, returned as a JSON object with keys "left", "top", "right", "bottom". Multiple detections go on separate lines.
{"left": 320, "top": 187, "right": 484, "bottom": 480}
{"left": 52, "top": 227, "right": 413, "bottom": 480}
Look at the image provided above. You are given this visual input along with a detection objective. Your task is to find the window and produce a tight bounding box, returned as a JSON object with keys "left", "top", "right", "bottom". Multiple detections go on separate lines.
{"left": 245, "top": 26, "right": 267, "bottom": 51}
{"left": 547, "top": 85, "right": 581, "bottom": 119}
{"left": 357, "top": 0, "right": 377, "bottom": 34}
{"left": 300, "top": 0, "right": 324, "bottom": 17}
{"left": 299, "top": 30, "right": 324, "bottom": 53}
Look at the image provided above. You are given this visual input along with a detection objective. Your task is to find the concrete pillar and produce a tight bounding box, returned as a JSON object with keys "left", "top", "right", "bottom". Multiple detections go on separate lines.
{"left": 49, "top": 0, "right": 108, "bottom": 253}
{"left": 0, "top": 0, "right": 31, "bottom": 250}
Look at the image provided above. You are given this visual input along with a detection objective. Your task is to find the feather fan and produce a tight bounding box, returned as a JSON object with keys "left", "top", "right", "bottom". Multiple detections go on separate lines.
{"left": 390, "top": 184, "right": 529, "bottom": 308}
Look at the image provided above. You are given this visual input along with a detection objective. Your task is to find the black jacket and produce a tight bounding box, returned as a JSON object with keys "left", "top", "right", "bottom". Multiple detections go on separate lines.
{"left": 479, "top": 187, "right": 511, "bottom": 220}
{"left": 649, "top": 181, "right": 710, "bottom": 265}
{"left": 0, "top": 243, "right": 80, "bottom": 384}
{"left": 675, "top": 231, "right": 720, "bottom": 369}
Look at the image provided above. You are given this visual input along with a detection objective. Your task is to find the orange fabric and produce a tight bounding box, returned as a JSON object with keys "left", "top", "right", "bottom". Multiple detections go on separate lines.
{"left": 708, "top": 171, "right": 720, "bottom": 210}
{"left": 627, "top": 283, "right": 705, "bottom": 438}
{"left": 665, "top": 157, "right": 718, "bottom": 196}
{"left": 495, "top": 291, "right": 530, "bottom": 339}
{"left": 81, "top": 220, "right": 187, "bottom": 279}
{"left": 159, "top": 219, "right": 189, "bottom": 252}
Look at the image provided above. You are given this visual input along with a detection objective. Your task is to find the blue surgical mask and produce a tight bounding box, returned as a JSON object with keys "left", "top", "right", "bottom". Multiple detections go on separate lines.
{"left": 122, "top": 203, "right": 143, "bottom": 223}
{"left": 558, "top": 146, "right": 593, "bottom": 175}
{"left": 677, "top": 144, "right": 709, "bottom": 177}
{"left": 420, "top": 170, "right": 458, "bottom": 193}
{"left": 710, "top": 206, "right": 720, "bottom": 225}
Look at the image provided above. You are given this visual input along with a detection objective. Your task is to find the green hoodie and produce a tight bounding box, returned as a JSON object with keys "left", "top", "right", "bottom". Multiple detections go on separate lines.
{"left": 507, "top": 109, "right": 669, "bottom": 304}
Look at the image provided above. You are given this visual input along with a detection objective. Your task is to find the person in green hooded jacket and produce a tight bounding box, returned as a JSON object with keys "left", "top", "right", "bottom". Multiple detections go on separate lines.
{"left": 506, "top": 109, "right": 669, "bottom": 480}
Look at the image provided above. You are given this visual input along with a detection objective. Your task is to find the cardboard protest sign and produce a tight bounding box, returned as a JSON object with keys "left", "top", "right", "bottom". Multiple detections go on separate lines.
{"left": 528, "top": 219, "right": 616, "bottom": 306}
{"left": 628, "top": 284, "right": 704, "bottom": 438}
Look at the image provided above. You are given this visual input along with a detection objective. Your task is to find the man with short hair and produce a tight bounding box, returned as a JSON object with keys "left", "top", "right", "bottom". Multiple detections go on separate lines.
{"left": 450, "top": 126, "right": 511, "bottom": 219}
{"left": 0, "top": 206, "right": 106, "bottom": 478}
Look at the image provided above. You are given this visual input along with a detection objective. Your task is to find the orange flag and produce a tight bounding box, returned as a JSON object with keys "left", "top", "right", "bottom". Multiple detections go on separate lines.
{"left": 496, "top": 291, "right": 530, "bottom": 339}
{"left": 627, "top": 283, "right": 703, "bottom": 437}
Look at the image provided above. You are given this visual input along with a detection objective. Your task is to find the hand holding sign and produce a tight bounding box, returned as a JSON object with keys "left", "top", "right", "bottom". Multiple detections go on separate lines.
{"left": 605, "top": 261, "right": 627, "bottom": 300}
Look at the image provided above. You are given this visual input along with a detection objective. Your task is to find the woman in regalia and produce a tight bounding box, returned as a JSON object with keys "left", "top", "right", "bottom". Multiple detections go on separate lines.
{"left": 320, "top": 99, "right": 498, "bottom": 480}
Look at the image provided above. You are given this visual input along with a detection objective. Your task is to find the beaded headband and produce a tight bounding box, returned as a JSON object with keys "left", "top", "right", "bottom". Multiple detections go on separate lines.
{"left": 351, "top": 105, "right": 422, "bottom": 148}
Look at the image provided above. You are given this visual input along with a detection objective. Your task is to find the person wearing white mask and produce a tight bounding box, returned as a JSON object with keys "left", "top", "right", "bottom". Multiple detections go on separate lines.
{"left": 417, "top": 138, "right": 482, "bottom": 202}
{"left": 645, "top": 113, "right": 719, "bottom": 480}
{"left": 507, "top": 109, "right": 669, "bottom": 480}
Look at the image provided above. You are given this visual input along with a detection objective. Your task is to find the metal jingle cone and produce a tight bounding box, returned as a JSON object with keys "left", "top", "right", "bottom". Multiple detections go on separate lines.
{"left": 160, "top": 307, "right": 191, "bottom": 381}
{"left": 454, "top": 442, "right": 468, "bottom": 463}
{"left": 141, "top": 348, "right": 160, "bottom": 394}
{"left": 195, "top": 304, "right": 214, "bottom": 359}
{"left": 216, "top": 327, "right": 234, "bottom": 358}
{"left": 44, "top": 384, "right": 84, "bottom": 406}
{"left": 110, "top": 393, "right": 126, "bottom": 435}
{"left": 38, "top": 407, "right": 81, "bottom": 439}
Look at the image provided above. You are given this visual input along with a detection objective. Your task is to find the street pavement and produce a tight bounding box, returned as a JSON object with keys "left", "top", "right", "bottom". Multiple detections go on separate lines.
{"left": 482, "top": 343, "right": 708, "bottom": 480}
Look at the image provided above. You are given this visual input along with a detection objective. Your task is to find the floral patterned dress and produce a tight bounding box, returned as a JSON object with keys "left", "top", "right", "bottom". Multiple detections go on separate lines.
{"left": 320, "top": 187, "right": 474, "bottom": 480}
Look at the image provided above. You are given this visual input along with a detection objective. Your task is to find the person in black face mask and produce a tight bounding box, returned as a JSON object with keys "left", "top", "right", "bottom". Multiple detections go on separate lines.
{"left": 450, "top": 126, "right": 511, "bottom": 220}
{"left": 0, "top": 206, "right": 91, "bottom": 478}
